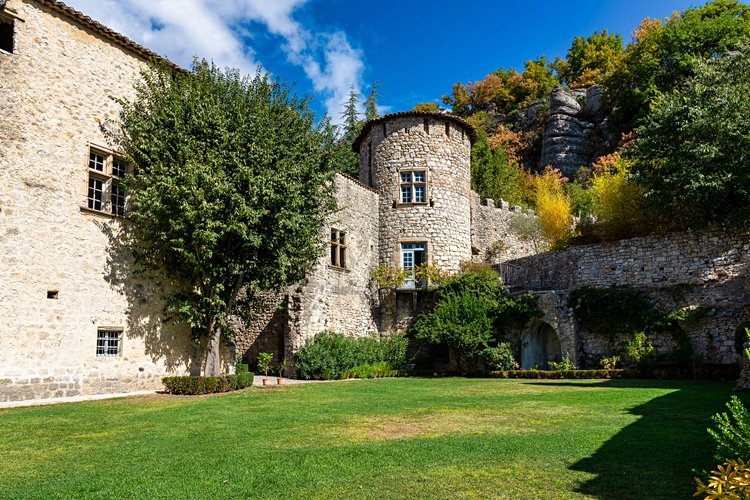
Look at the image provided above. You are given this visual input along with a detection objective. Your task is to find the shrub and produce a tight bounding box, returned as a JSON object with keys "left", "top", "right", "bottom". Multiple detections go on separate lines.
{"left": 162, "top": 373, "right": 254, "bottom": 395}
{"left": 709, "top": 396, "right": 750, "bottom": 463}
{"left": 599, "top": 355, "right": 621, "bottom": 370}
{"left": 294, "top": 331, "right": 407, "bottom": 380}
{"left": 548, "top": 353, "right": 576, "bottom": 371}
{"left": 590, "top": 158, "right": 648, "bottom": 240}
{"left": 257, "top": 352, "right": 273, "bottom": 376}
{"left": 486, "top": 369, "right": 632, "bottom": 379}
{"left": 236, "top": 363, "right": 249, "bottom": 374}
{"left": 625, "top": 331, "right": 657, "bottom": 369}
{"left": 339, "top": 362, "right": 399, "bottom": 379}
{"left": 694, "top": 459, "right": 750, "bottom": 499}
{"left": 532, "top": 168, "right": 573, "bottom": 249}
{"left": 480, "top": 343, "right": 520, "bottom": 371}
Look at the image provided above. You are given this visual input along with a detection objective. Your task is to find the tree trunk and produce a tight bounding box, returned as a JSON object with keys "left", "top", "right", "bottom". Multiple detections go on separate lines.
{"left": 204, "top": 319, "right": 222, "bottom": 376}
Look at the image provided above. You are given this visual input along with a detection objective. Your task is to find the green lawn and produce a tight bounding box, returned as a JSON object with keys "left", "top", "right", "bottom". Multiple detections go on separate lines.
{"left": 0, "top": 378, "right": 741, "bottom": 499}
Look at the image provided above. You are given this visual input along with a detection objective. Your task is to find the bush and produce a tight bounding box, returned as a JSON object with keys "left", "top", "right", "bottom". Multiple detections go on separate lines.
{"left": 532, "top": 168, "right": 573, "bottom": 249}
{"left": 590, "top": 158, "right": 648, "bottom": 240}
{"left": 548, "top": 353, "right": 576, "bottom": 371}
{"left": 599, "top": 355, "right": 621, "bottom": 370}
{"left": 236, "top": 363, "right": 249, "bottom": 374}
{"left": 486, "top": 369, "right": 632, "bottom": 379}
{"left": 339, "top": 362, "right": 400, "bottom": 379}
{"left": 709, "top": 396, "right": 750, "bottom": 463}
{"left": 625, "top": 331, "right": 657, "bottom": 369}
{"left": 479, "top": 343, "right": 520, "bottom": 371}
{"left": 294, "top": 331, "right": 407, "bottom": 380}
{"left": 694, "top": 459, "right": 750, "bottom": 499}
{"left": 162, "top": 373, "right": 254, "bottom": 395}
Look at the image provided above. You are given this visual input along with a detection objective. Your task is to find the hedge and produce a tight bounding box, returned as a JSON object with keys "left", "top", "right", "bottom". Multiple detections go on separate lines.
{"left": 162, "top": 372, "right": 254, "bottom": 395}
{"left": 486, "top": 369, "right": 636, "bottom": 379}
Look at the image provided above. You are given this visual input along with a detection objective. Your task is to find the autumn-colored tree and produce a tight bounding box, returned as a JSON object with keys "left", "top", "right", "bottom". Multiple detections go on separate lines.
{"left": 552, "top": 29, "right": 624, "bottom": 88}
{"left": 605, "top": 0, "right": 750, "bottom": 133}
{"left": 532, "top": 168, "right": 573, "bottom": 249}
{"left": 412, "top": 101, "right": 443, "bottom": 113}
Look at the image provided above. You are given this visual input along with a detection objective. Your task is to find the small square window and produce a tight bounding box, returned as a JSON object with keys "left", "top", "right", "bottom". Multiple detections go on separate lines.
{"left": 112, "top": 159, "right": 128, "bottom": 178}
{"left": 89, "top": 152, "right": 105, "bottom": 172}
{"left": 96, "top": 330, "right": 122, "bottom": 357}
{"left": 399, "top": 170, "right": 427, "bottom": 204}
{"left": 84, "top": 148, "right": 129, "bottom": 216}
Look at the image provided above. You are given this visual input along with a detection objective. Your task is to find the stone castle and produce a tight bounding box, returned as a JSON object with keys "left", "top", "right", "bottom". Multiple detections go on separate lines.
{"left": 2, "top": 0, "right": 748, "bottom": 403}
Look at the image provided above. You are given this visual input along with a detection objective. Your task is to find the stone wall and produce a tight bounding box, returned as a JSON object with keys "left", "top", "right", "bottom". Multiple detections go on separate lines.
{"left": 358, "top": 114, "right": 473, "bottom": 273}
{"left": 501, "top": 230, "right": 750, "bottom": 366}
{"left": 287, "top": 174, "right": 381, "bottom": 354}
{"left": 470, "top": 192, "right": 539, "bottom": 264}
{"left": 0, "top": 0, "right": 224, "bottom": 402}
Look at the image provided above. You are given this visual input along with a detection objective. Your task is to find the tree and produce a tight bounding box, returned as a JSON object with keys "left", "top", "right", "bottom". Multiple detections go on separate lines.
{"left": 364, "top": 81, "right": 380, "bottom": 121}
{"left": 630, "top": 48, "right": 750, "bottom": 228}
{"left": 412, "top": 101, "right": 443, "bottom": 113}
{"left": 606, "top": 0, "right": 750, "bottom": 133}
{"left": 553, "top": 29, "right": 624, "bottom": 88}
{"left": 470, "top": 129, "right": 528, "bottom": 207}
{"left": 112, "top": 62, "right": 337, "bottom": 375}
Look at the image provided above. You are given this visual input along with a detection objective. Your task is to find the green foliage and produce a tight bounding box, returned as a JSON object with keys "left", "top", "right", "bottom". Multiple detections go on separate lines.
{"left": 111, "top": 61, "right": 337, "bottom": 375}
{"left": 625, "top": 332, "right": 657, "bottom": 369}
{"left": 553, "top": 29, "right": 624, "bottom": 88}
{"left": 590, "top": 157, "right": 649, "bottom": 239}
{"left": 471, "top": 129, "right": 528, "bottom": 207}
{"left": 412, "top": 101, "right": 443, "bottom": 112}
{"left": 161, "top": 373, "right": 254, "bottom": 395}
{"left": 709, "top": 396, "right": 750, "bottom": 462}
{"left": 548, "top": 353, "right": 577, "bottom": 371}
{"left": 570, "top": 286, "right": 658, "bottom": 335}
{"left": 486, "top": 369, "right": 631, "bottom": 379}
{"left": 293, "top": 331, "right": 407, "bottom": 380}
{"left": 630, "top": 45, "right": 750, "bottom": 228}
{"left": 339, "top": 361, "right": 399, "bottom": 379}
{"left": 508, "top": 213, "right": 545, "bottom": 252}
{"left": 479, "top": 343, "right": 520, "bottom": 371}
{"left": 606, "top": 0, "right": 750, "bottom": 134}
{"left": 364, "top": 81, "right": 380, "bottom": 122}
{"left": 411, "top": 269, "right": 540, "bottom": 372}
{"left": 257, "top": 352, "right": 273, "bottom": 377}
{"left": 599, "top": 355, "right": 621, "bottom": 370}
{"left": 564, "top": 181, "right": 593, "bottom": 219}
{"left": 235, "top": 363, "right": 249, "bottom": 374}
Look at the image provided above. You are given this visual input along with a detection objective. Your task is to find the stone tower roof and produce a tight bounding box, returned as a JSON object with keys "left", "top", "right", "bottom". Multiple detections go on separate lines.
{"left": 352, "top": 111, "right": 477, "bottom": 151}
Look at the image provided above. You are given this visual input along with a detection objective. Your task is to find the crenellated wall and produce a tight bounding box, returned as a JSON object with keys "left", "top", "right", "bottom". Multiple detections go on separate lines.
{"left": 470, "top": 192, "right": 539, "bottom": 264}
{"left": 500, "top": 229, "right": 750, "bottom": 367}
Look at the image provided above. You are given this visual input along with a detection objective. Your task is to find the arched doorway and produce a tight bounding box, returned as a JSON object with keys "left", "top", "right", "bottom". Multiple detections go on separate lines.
{"left": 521, "top": 322, "right": 562, "bottom": 369}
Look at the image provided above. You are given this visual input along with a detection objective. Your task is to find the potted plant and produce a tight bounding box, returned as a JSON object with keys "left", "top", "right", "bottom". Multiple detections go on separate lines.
{"left": 257, "top": 352, "right": 273, "bottom": 386}
{"left": 277, "top": 359, "right": 287, "bottom": 386}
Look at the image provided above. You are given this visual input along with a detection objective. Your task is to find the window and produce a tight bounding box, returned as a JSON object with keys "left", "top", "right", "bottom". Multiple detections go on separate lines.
{"left": 96, "top": 330, "right": 122, "bottom": 357}
{"left": 399, "top": 170, "right": 427, "bottom": 204}
{"left": 86, "top": 148, "right": 129, "bottom": 217}
{"left": 401, "top": 242, "right": 427, "bottom": 289}
{"left": 330, "top": 229, "right": 346, "bottom": 268}
{"left": 0, "top": 18, "right": 13, "bottom": 54}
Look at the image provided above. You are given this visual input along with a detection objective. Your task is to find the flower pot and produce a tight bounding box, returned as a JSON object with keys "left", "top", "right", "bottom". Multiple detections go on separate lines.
{"left": 277, "top": 377, "right": 286, "bottom": 386}
{"left": 262, "top": 377, "right": 274, "bottom": 386}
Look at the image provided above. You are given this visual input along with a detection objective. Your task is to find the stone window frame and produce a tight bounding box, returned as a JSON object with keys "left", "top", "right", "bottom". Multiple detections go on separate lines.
{"left": 96, "top": 328, "right": 123, "bottom": 357}
{"left": 329, "top": 228, "right": 348, "bottom": 270}
{"left": 398, "top": 169, "right": 428, "bottom": 205}
{"left": 82, "top": 145, "right": 129, "bottom": 218}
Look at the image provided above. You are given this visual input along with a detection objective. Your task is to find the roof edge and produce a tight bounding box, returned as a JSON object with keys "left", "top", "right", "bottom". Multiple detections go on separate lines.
{"left": 352, "top": 111, "right": 477, "bottom": 152}
{"left": 34, "top": 0, "right": 183, "bottom": 72}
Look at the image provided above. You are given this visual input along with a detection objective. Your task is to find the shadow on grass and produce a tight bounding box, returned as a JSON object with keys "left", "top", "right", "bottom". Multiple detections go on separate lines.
{"left": 530, "top": 379, "right": 742, "bottom": 499}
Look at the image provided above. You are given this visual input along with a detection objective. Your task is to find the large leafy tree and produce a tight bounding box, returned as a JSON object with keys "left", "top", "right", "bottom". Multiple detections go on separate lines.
{"left": 112, "top": 62, "right": 338, "bottom": 375}
{"left": 606, "top": 0, "right": 750, "bottom": 133}
{"left": 552, "top": 29, "right": 624, "bottom": 88}
{"left": 630, "top": 48, "right": 750, "bottom": 228}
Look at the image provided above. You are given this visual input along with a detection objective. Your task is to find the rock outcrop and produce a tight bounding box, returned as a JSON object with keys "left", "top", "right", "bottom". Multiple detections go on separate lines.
{"left": 538, "top": 85, "right": 615, "bottom": 178}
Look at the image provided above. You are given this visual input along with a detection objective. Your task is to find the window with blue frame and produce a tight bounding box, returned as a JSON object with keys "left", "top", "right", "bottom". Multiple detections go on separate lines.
{"left": 401, "top": 242, "right": 427, "bottom": 288}
{"left": 399, "top": 170, "right": 427, "bottom": 204}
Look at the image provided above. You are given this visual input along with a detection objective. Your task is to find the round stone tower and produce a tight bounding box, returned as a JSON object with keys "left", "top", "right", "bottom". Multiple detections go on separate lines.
{"left": 353, "top": 111, "right": 475, "bottom": 280}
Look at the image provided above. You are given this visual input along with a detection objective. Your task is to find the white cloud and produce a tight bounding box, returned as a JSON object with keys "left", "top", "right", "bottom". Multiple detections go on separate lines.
{"left": 64, "top": 0, "right": 366, "bottom": 123}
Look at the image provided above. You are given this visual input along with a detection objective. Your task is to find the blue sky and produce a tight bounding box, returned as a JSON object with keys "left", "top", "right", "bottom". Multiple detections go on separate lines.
{"left": 66, "top": 0, "right": 700, "bottom": 124}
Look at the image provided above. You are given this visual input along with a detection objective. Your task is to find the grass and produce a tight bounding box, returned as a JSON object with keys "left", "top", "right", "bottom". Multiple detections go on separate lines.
{"left": 0, "top": 378, "right": 743, "bottom": 499}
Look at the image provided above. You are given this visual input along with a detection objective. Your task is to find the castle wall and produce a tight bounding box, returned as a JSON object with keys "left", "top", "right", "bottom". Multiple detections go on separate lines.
{"left": 501, "top": 230, "right": 750, "bottom": 366}
{"left": 286, "top": 174, "right": 381, "bottom": 354}
{"left": 358, "top": 115, "right": 473, "bottom": 273}
{"left": 0, "top": 0, "right": 214, "bottom": 403}
{"left": 470, "top": 192, "right": 539, "bottom": 264}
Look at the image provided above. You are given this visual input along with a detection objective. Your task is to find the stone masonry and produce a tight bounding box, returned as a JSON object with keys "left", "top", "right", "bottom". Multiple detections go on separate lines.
{"left": 500, "top": 229, "right": 750, "bottom": 367}
{"left": 0, "top": 0, "right": 230, "bottom": 402}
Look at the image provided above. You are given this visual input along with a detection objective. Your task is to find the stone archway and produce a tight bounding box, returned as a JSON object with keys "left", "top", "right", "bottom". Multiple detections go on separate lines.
{"left": 521, "top": 321, "right": 562, "bottom": 369}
